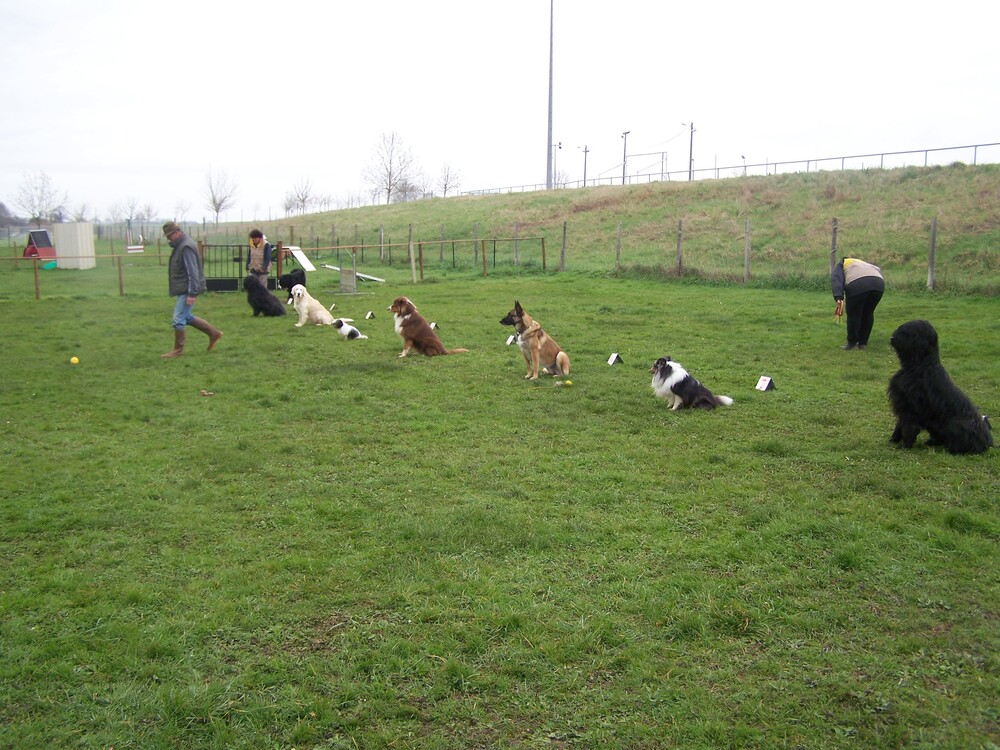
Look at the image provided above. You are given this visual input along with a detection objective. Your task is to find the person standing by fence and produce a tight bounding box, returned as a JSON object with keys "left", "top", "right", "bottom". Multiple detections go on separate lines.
{"left": 161, "top": 221, "right": 223, "bottom": 359}
{"left": 246, "top": 228, "right": 272, "bottom": 285}
{"left": 832, "top": 257, "right": 884, "bottom": 350}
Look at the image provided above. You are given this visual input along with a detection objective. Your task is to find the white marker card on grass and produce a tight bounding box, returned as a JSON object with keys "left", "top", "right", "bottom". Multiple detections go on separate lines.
{"left": 607, "top": 353, "right": 623, "bottom": 365}
{"left": 755, "top": 376, "right": 775, "bottom": 391}
{"left": 365, "top": 311, "right": 375, "bottom": 319}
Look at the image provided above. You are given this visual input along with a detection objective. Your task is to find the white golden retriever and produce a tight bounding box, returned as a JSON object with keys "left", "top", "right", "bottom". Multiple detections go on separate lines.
{"left": 291, "top": 284, "right": 335, "bottom": 327}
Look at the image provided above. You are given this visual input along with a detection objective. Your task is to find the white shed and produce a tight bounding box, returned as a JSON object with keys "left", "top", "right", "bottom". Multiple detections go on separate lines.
{"left": 52, "top": 223, "right": 96, "bottom": 270}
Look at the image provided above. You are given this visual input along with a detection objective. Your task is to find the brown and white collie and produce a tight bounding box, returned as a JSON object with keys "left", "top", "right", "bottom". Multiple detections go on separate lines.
{"left": 388, "top": 296, "right": 468, "bottom": 357}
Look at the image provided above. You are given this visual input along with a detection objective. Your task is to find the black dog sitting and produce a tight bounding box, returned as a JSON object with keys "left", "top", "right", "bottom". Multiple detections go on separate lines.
{"left": 244, "top": 274, "right": 286, "bottom": 317}
{"left": 277, "top": 268, "right": 306, "bottom": 304}
{"left": 888, "top": 319, "right": 992, "bottom": 454}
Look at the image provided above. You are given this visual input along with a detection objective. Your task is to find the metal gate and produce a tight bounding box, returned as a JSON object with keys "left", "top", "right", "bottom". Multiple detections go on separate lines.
{"left": 201, "top": 243, "right": 277, "bottom": 291}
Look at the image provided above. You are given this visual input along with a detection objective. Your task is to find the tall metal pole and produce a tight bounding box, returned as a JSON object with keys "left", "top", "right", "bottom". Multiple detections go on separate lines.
{"left": 581, "top": 145, "right": 589, "bottom": 185}
{"left": 621, "top": 131, "right": 630, "bottom": 185}
{"left": 546, "top": 0, "right": 554, "bottom": 190}
{"left": 687, "top": 122, "right": 695, "bottom": 181}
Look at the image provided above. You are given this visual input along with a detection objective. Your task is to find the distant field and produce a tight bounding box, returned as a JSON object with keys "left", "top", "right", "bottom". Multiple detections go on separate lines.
{"left": 4, "top": 162, "right": 1000, "bottom": 298}
{"left": 1, "top": 275, "right": 997, "bottom": 749}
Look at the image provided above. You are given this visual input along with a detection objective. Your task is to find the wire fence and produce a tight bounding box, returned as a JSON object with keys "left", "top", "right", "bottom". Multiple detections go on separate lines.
{"left": 464, "top": 142, "right": 1000, "bottom": 195}
{"left": 2, "top": 213, "right": 995, "bottom": 301}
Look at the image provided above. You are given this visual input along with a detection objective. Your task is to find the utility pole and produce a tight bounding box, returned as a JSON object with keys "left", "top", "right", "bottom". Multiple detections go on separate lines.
{"left": 688, "top": 122, "right": 695, "bottom": 181}
{"left": 580, "top": 145, "right": 589, "bottom": 185}
{"left": 621, "top": 131, "right": 630, "bottom": 185}
{"left": 546, "top": 0, "right": 555, "bottom": 190}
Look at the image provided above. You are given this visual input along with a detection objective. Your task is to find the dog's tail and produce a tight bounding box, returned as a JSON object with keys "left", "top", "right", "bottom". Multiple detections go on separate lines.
{"left": 556, "top": 351, "right": 570, "bottom": 376}
{"left": 716, "top": 395, "right": 734, "bottom": 407}
{"left": 445, "top": 348, "right": 469, "bottom": 355}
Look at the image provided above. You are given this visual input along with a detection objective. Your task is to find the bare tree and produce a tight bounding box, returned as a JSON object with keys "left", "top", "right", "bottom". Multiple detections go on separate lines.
{"left": 289, "top": 178, "right": 315, "bottom": 215}
{"left": 0, "top": 201, "right": 17, "bottom": 227}
{"left": 438, "top": 163, "right": 462, "bottom": 197}
{"left": 281, "top": 193, "right": 296, "bottom": 217}
{"left": 71, "top": 204, "right": 90, "bottom": 222}
{"left": 363, "top": 132, "right": 415, "bottom": 205}
{"left": 174, "top": 201, "right": 191, "bottom": 222}
{"left": 205, "top": 168, "right": 238, "bottom": 224}
{"left": 14, "top": 171, "right": 67, "bottom": 227}
{"left": 391, "top": 172, "right": 432, "bottom": 203}
{"left": 120, "top": 196, "right": 141, "bottom": 224}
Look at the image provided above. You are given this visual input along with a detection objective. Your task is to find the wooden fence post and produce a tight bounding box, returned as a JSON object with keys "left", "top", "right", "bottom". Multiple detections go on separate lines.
{"left": 560, "top": 221, "right": 567, "bottom": 272}
{"left": 744, "top": 216, "right": 751, "bottom": 283}
{"left": 408, "top": 224, "right": 416, "bottom": 283}
{"left": 829, "top": 217, "right": 838, "bottom": 275}
{"left": 616, "top": 222, "right": 622, "bottom": 272}
{"left": 675, "top": 220, "right": 683, "bottom": 271}
{"left": 928, "top": 216, "right": 937, "bottom": 290}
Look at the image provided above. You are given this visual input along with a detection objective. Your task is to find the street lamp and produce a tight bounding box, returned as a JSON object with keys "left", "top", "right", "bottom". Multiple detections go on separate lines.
{"left": 621, "top": 130, "right": 630, "bottom": 185}
{"left": 741, "top": 154, "right": 747, "bottom": 176}
{"left": 579, "top": 145, "right": 589, "bottom": 185}
{"left": 552, "top": 141, "right": 562, "bottom": 186}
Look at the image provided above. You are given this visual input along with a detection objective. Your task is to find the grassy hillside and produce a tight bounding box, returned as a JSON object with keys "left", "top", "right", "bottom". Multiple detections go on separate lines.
{"left": 219, "top": 163, "right": 1000, "bottom": 292}
{"left": 4, "top": 163, "right": 998, "bottom": 300}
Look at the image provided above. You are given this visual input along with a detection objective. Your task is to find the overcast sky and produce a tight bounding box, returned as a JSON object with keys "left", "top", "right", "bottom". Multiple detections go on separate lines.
{"left": 2, "top": 0, "right": 998, "bottom": 224}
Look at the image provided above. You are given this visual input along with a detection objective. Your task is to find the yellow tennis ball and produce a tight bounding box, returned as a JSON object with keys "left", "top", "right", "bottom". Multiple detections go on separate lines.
{"left": 563, "top": 380, "right": 572, "bottom": 386}
{"left": 70, "top": 356, "right": 80, "bottom": 365}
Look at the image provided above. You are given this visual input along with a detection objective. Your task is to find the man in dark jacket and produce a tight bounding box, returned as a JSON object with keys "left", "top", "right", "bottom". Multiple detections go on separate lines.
{"left": 161, "top": 221, "right": 222, "bottom": 358}
{"left": 831, "top": 256, "right": 884, "bottom": 350}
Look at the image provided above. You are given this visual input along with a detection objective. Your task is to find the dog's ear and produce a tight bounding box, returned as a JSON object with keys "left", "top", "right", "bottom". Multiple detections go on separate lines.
{"left": 514, "top": 300, "right": 523, "bottom": 313}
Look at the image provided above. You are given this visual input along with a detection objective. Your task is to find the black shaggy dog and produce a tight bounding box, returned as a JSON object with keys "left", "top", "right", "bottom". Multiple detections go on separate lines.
{"left": 278, "top": 268, "right": 306, "bottom": 304}
{"left": 244, "top": 274, "right": 287, "bottom": 317}
{"left": 888, "top": 319, "right": 992, "bottom": 454}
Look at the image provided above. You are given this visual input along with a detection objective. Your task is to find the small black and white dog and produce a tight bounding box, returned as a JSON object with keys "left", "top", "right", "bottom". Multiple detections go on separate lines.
{"left": 332, "top": 318, "right": 368, "bottom": 340}
{"left": 650, "top": 356, "right": 733, "bottom": 410}
{"left": 277, "top": 268, "right": 306, "bottom": 304}
{"left": 888, "top": 319, "right": 992, "bottom": 454}
{"left": 243, "top": 274, "right": 286, "bottom": 317}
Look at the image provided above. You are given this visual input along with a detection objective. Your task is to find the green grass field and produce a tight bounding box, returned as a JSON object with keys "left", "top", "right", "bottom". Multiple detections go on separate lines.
{"left": 1, "top": 275, "right": 997, "bottom": 749}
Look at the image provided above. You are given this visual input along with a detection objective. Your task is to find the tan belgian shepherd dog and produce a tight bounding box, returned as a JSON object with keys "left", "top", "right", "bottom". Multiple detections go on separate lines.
{"left": 500, "top": 300, "right": 570, "bottom": 380}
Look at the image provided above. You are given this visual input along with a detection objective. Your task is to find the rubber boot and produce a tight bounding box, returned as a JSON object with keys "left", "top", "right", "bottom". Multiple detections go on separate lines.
{"left": 190, "top": 317, "right": 223, "bottom": 351}
{"left": 161, "top": 328, "right": 185, "bottom": 358}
